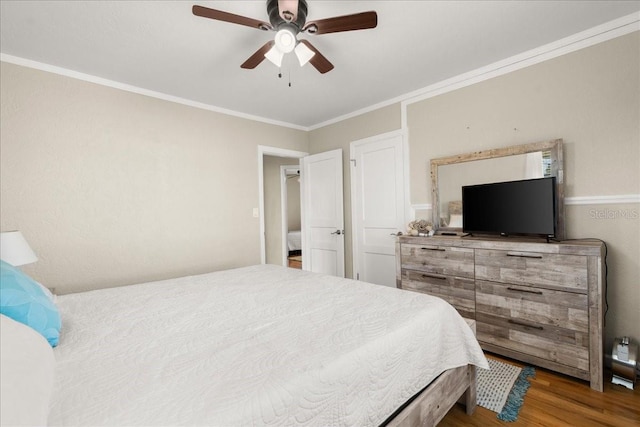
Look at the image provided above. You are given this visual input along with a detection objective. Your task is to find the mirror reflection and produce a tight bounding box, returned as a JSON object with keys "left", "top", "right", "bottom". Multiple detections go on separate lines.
{"left": 438, "top": 151, "right": 552, "bottom": 227}
{"left": 430, "top": 139, "right": 564, "bottom": 239}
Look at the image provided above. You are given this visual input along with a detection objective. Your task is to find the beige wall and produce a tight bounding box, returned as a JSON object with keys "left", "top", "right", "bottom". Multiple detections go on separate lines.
{"left": 0, "top": 62, "right": 308, "bottom": 294}
{"left": 408, "top": 32, "right": 639, "bottom": 204}
{"left": 308, "top": 32, "right": 638, "bottom": 353}
{"left": 308, "top": 104, "right": 402, "bottom": 278}
{"left": 1, "top": 31, "right": 638, "bottom": 352}
{"left": 406, "top": 32, "right": 639, "bottom": 351}
{"left": 287, "top": 177, "right": 301, "bottom": 231}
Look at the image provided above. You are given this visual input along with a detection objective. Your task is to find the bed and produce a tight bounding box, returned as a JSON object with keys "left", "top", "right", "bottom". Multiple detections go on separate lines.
{"left": 1, "top": 264, "right": 487, "bottom": 426}
{"left": 287, "top": 230, "right": 302, "bottom": 253}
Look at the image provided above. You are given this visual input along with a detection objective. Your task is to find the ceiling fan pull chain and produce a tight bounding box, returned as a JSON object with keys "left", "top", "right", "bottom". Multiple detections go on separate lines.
{"left": 289, "top": 69, "right": 292, "bottom": 87}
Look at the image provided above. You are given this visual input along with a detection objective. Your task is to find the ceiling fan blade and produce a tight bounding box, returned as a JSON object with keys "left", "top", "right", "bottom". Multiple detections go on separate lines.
{"left": 298, "top": 40, "right": 334, "bottom": 74}
{"left": 241, "top": 41, "right": 276, "bottom": 69}
{"left": 278, "top": 0, "right": 298, "bottom": 22}
{"left": 302, "top": 11, "right": 377, "bottom": 35}
{"left": 193, "top": 5, "right": 273, "bottom": 31}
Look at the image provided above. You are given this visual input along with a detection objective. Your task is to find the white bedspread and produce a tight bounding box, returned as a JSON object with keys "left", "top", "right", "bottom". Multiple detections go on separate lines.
{"left": 49, "top": 265, "right": 487, "bottom": 426}
{"left": 287, "top": 230, "right": 302, "bottom": 251}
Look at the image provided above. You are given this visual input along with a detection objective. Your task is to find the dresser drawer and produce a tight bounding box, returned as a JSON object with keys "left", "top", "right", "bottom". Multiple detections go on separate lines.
{"left": 475, "top": 249, "right": 588, "bottom": 292}
{"left": 475, "top": 280, "right": 588, "bottom": 331}
{"left": 400, "top": 243, "right": 474, "bottom": 278}
{"left": 476, "top": 280, "right": 589, "bottom": 372}
{"left": 402, "top": 269, "right": 475, "bottom": 319}
{"left": 476, "top": 312, "right": 590, "bottom": 373}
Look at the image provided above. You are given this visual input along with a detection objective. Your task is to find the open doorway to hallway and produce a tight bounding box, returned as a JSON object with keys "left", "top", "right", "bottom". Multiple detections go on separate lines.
{"left": 281, "top": 166, "right": 302, "bottom": 269}
{"left": 258, "top": 145, "right": 307, "bottom": 269}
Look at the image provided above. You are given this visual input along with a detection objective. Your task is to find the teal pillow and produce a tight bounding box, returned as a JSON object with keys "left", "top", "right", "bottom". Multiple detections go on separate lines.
{"left": 0, "top": 260, "right": 61, "bottom": 346}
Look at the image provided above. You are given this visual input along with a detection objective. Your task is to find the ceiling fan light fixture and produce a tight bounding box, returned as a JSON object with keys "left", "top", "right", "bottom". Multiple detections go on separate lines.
{"left": 274, "top": 28, "right": 296, "bottom": 53}
{"left": 264, "top": 45, "right": 284, "bottom": 67}
{"left": 294, "top": 42, "right": 315, "bottom": 66}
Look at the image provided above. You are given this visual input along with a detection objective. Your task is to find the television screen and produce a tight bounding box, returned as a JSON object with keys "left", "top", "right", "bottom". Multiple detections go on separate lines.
{"left": 462, "top": 177, "right": 556, "bottom": 237}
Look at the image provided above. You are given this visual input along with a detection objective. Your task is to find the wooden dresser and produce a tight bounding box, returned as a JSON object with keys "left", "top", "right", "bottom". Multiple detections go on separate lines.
{"left": 396, "top": 235, "right": 605, "bottom": 391}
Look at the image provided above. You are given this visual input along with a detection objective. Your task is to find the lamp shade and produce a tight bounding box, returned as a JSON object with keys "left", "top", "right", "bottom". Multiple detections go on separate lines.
{"left": 264, "top": 45, "right": 284, "bottom": 67}
{"left": 294, "top": 42, "right": 315, "bottom": 66}
{"left": 0, "top": 231, "right": 38, "bottom": 266}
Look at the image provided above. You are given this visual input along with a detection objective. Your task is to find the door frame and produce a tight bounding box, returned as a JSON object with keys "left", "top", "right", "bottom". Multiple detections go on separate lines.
{"left": 349, "top": 129, "right": 409, "bottom": 281}
{"left": 258, "top": 145, "right": 308, "bottom": 265}
{"left": 280, "top": 165, "right": 300, "bottom": 267}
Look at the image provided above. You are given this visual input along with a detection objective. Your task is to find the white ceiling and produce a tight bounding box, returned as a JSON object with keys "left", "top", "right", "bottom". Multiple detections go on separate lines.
{"left": 2, "top": 1, "right": 639, "bottom": 129}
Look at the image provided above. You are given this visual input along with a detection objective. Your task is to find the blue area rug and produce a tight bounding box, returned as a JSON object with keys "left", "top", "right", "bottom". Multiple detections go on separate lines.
{"left": 477, "top": 358, "right": 535, "bottom": 422}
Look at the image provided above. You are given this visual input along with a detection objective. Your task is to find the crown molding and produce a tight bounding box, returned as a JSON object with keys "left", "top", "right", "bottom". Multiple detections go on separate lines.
{"left": 311, "top": 11, "right": 640, "bottom": 130}
{"left": 399, "top": 11, "right": 640, "bottom": 114}
{"left": 1, "top": 11, "right": 638, "bottom": 132}
{"left": 0, "top": 53, "right": 309, "bottom": 132}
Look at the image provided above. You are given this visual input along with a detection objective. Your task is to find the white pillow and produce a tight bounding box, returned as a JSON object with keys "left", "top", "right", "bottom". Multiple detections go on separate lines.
{"left": 0, "top": 314, "right": 55, "bottom": 426}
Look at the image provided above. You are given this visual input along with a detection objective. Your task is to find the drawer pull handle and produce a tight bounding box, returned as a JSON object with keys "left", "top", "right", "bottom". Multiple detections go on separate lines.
{"left": 421, "top": 247, "right": 445, "bottom": 251}
{"left": 508, "top": 319, "right": 544, "bottom": 330}
{"left": 506, "top": 252, "right": 543, "bottom": 259}
{"left": 507, "top": 287, "right": 543, "bottom": 295}
{"left": 422, "top": 274, "right": 447, "bottom": 280}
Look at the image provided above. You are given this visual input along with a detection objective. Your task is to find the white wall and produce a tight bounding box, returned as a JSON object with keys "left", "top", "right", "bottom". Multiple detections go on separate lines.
{"left": 0, "top": 61, "right": 308, "bottom": 293}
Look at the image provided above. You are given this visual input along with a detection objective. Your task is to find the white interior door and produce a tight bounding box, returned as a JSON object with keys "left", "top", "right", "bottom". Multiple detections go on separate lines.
{"left": 301, "top": 149, "right": 345, "bottom": 277}
{"left": 351, "top": 131, "right": 406, "bottom": 287}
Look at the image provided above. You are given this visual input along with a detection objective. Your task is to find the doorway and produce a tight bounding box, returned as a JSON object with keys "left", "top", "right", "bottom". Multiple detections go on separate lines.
{"left": 258, "top": 146, "right": 308, "bottom": 267}
{"left": 281, "top": 166, "right": 302, "bottom": 269}
{"left": 258, "top": 145, "right": 345, "bottom": 278}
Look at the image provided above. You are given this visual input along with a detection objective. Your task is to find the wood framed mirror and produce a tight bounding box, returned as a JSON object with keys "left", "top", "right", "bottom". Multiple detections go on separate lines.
{"left": 430, "top": 139, "right": 565, "bottom": 240}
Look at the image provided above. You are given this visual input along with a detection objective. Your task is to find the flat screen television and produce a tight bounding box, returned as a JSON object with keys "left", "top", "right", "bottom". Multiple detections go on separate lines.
{"left": 462, "top": 177, "right": 557, "bottom": 237}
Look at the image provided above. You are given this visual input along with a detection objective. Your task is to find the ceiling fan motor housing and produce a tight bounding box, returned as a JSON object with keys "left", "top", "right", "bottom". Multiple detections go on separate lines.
{"left": 267, "top": 0, "right": 308, "bottom": 30}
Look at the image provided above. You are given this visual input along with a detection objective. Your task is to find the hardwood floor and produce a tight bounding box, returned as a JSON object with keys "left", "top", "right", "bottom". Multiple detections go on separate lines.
{"left": 440, "top": 354, "right": 640, "bottom": 427}
{"left": 287, "top": 255, "right": 302, "bottom": 269}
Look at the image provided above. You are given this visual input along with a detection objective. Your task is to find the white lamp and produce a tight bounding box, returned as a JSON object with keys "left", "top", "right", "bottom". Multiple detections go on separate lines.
{"left": 294, "top": 42, "right": 315, "bottom": 66}
{"left": 264, "top": 28, "right": 315, "bottom": 68}
{"left": 0, "top": 231, "right": 38, "bottom": 266}
{"left": 264, "top": 45, "right": 285, "bottom": 67}
{"left": 274, "top": 28, "right": 296, "bottom": 53}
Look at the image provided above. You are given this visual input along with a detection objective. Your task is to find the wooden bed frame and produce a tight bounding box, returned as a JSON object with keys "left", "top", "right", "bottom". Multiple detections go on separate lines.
{"left": 388, "top": 319, "right": 478, "bottom": 426}
{"left": 388, "top": 364, "right": 476, "bottom": 426}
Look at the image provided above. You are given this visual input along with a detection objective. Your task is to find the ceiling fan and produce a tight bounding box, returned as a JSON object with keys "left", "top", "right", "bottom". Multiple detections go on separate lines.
{"left": 193, "top": 0, "right": 377, "bottom": 74}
